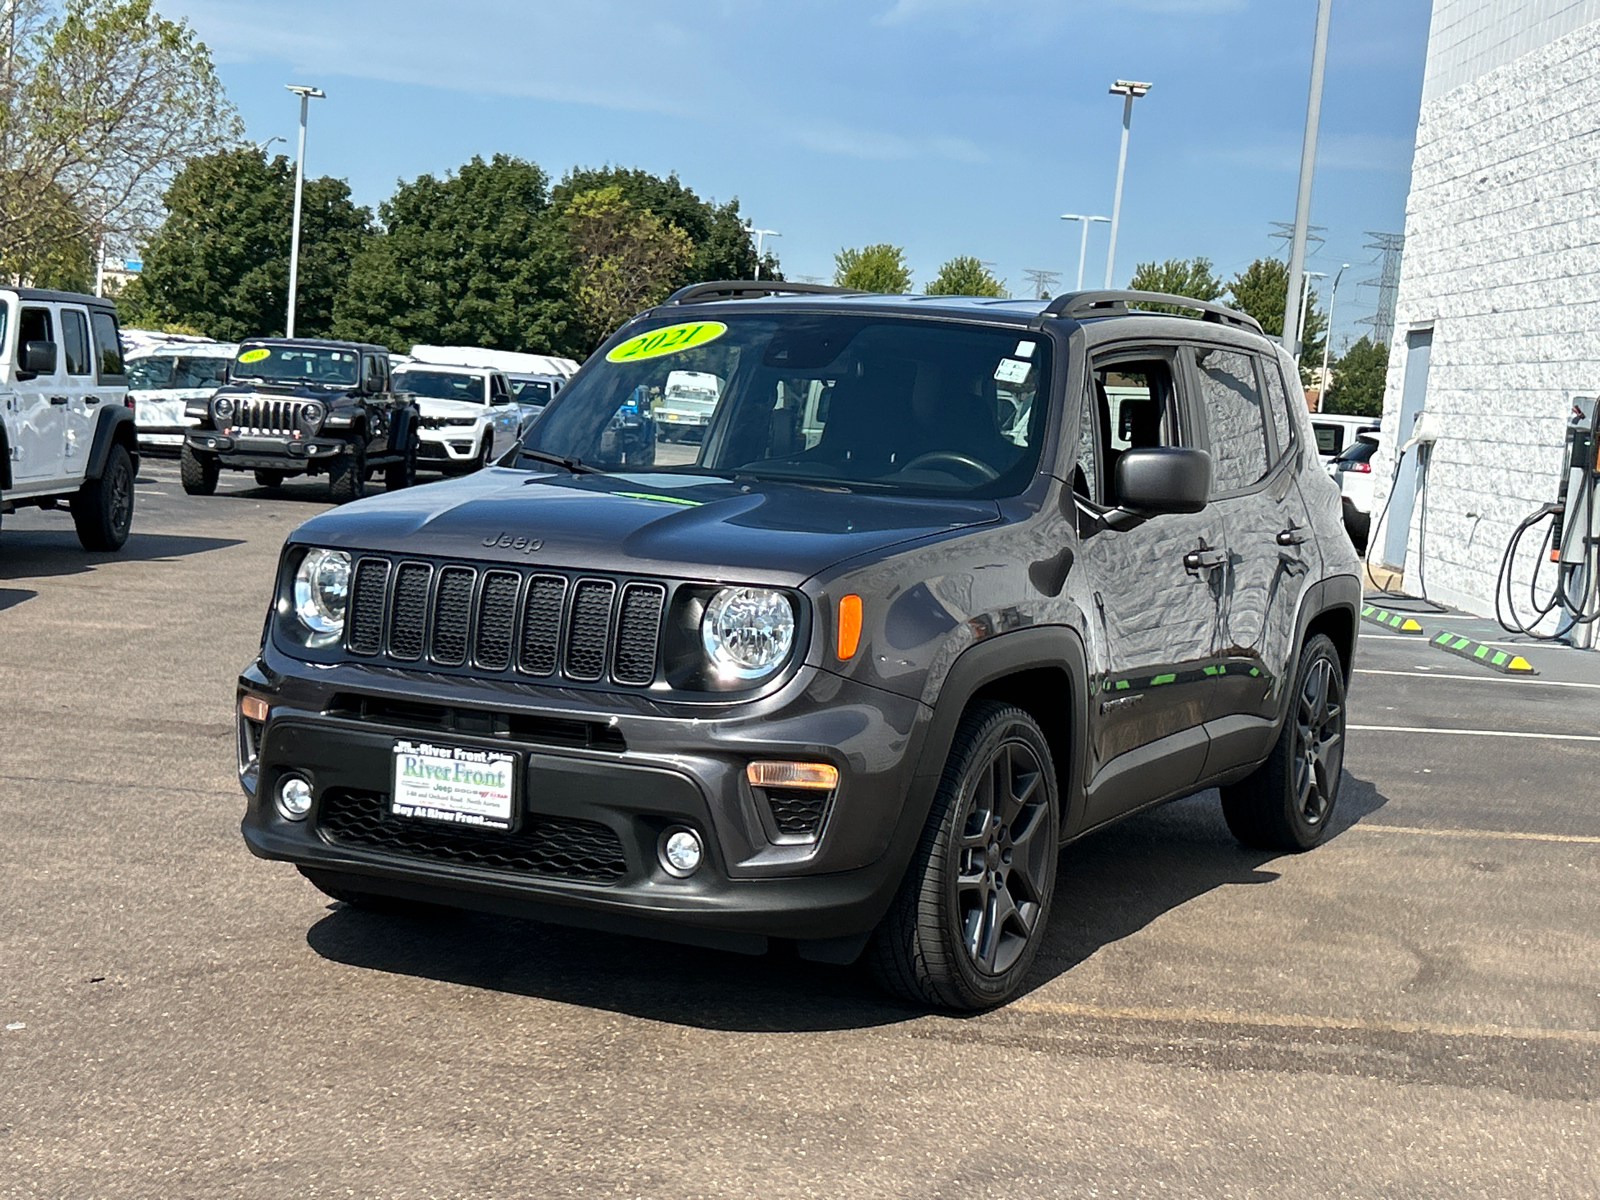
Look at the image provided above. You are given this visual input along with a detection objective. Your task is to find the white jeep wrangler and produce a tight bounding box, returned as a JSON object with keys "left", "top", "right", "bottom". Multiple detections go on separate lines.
{"left": 0, "top": 287, "right": 138, "bottom": 550}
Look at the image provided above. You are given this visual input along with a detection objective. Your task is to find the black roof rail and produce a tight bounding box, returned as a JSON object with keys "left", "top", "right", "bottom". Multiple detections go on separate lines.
{"left": 664, "top": 280, "right": 868, "bottom": 305}
{"left": 1031, "top": 289, "right": 1263, "bottom": 334}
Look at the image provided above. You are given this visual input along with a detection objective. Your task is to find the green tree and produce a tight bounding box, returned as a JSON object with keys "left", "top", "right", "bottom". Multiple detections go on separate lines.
{"left": 0, "top": 0, "right": 240, "bottom": 279}
{"left": 1325, "top": 336, "right": 1389, "bottom": 416}
{"left": 1127, "top": 256, "right": 1224, "bottom": 312}
{"left": 565, "top": 185, "right": 694, "bottom": 345}
{"left": 925, "top": 254, "right": 1006, "bottom": 297}
{"left": 1227, "top": 257, "right": 1326, "bottom": 381}
{"left": 834, "top": 243, "right": 911, "bottom": 293}
{"left": 333, "top": 154, "right": 569, "bottom": 354}
{"left": 134, "top": 147, "right": 371, "bottom": 340}
{"left": 548, "top": 166, "right": 774, "bottom": 284}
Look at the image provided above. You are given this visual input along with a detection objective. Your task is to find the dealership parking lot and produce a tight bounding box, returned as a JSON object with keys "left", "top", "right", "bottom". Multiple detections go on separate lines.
{"left": 2, "top": 460, "right": 1597, "bottom": 1198}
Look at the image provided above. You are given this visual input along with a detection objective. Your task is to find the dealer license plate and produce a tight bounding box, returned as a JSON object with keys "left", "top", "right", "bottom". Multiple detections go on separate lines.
{"left": 391, "top": 740, "right": 517, "bottom": 831}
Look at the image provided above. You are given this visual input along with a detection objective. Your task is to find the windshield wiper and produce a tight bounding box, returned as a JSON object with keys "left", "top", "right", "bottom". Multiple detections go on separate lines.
{"left": 518, "top": 448, "right": 599, "bottom": 474}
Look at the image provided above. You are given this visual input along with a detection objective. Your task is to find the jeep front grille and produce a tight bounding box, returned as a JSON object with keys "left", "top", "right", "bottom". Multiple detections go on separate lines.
{"left": 235, "top": 397, "right": 312, "bottom": 435}
{"left": 345, "top": 556, "right": 666, "bottom": 687}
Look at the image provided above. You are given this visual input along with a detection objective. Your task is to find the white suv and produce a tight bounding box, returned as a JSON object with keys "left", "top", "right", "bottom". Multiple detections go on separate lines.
{"left": 391, "top": 362, "right": 522, "bottom": 474}
{"left": 0, "top": 287, "right": 138, "bottom": 549}
{"left": 125, "top": 337, "right": 236, "bottom": 450}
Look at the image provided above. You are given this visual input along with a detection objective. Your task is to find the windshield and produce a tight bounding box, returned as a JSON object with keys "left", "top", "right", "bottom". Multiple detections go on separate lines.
{"left": 522, "top": 315, "right": 1051, "bottom": 496}
{"left": 393, "top": 368, "right": 487, "bottom": 403}
{"left": 511, "top": 378, "right": 554, "bottom": 405}
{"left": 127, "top": 355, "right": 230, "bottom": 391}
{"left": 233, "top": 344, "right": 359, "bottom": 387}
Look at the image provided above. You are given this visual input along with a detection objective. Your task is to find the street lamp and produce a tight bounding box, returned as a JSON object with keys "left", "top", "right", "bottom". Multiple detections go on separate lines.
{"left": 747, "top": 225, "right": 779, "bottom": 281}
{"left": 1104, "top": 79, "right": 1152, "bottom": 289}
{"left": 284, "top": 84, "right": 325, "bottom": 339}
{"left": 1282, "top": 0, "right": 1333, "bottom": 357}
{"left": 1298, "top": 271, "right": 1327, "bottom": 365}
{"left": 1318, "top": 263, "right": 1351, "bottom": 411}
{"left": 1061, "top": 214, "right": 1110, "bottom": 291}
{"left": 254, "top": 135, "right": 286, "bottom": 156}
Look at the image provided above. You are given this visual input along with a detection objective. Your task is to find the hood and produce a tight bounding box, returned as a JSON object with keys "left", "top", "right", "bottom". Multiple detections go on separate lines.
{"left": 216, "top": 381, "right": 355, "bottom": 401}
{"left": 414, "top": 396, "right": 488, "bottom": 419}
{"left": 289, "top": 469, "right": 1002, "bottom": 585}
{"left": 130, "top": 387, "right": 218, "bottom": 402}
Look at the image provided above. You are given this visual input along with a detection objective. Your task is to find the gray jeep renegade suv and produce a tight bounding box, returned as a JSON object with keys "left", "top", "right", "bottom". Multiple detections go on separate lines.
{"left": 236, "top": 283, "right": 1359, "bottom": 1011}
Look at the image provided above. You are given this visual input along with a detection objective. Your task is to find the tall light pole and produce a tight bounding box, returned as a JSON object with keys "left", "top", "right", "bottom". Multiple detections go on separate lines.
{"left": 1104, "top": 79, "right": 1152, "bottom": 289}
{"left": 1298, "top": 271, "right": 1327, "bottom": 363}
{"left": 1318, "top": 263, "right": 1350, "bottom": 410}
{"left": 284, "top": 84, "right": 325, "bottom": 339}
{"left": 1061, "top": 214, "right": 1110, "bottom": 291}
{"left": 747, "top": 226, "right": 779, "bottom": 281}
{"left": 1282, "top": 0, "right": 1333, "bottom": 357}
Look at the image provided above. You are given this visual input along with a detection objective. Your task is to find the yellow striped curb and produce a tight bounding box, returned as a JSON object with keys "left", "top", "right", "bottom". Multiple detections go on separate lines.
{"left": 1360, "top": 603, "right": 1425, "bottom": 634}
{"left": 1431, "top": 631, "right": 1538, "bottom": 675}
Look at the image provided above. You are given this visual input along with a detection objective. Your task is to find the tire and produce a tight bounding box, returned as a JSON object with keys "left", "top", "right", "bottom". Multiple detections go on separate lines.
{"left": 179, "top": 444, "right": 218, "bottom": 495}
{"left": 327, "top": 441, "right": 367, "bottom": 504}
{"left": 254, "top": 469, "right": 286, "bottom": 488}
{"left": 869, "top": 701, "right": 1060, "bottom": 1011}
{"left": 472, "top": 435, "right": 493, "bottom": 473}
{"left": 1220, "top": 633, "right": 1346, "bottom": 852}
{"left": 72, "top": 443, "right": 135, "bottom": 551}
{"left": 386, "top": 431, "right": 418, "bottom": 491}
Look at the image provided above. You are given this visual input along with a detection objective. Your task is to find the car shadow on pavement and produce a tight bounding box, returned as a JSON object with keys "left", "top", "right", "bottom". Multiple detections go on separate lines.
{"left": 0, "top": 530, "right": 243, "bottom": 584}
{"left": 305, "top": 771, "right": 1391, "bottom": 1032}
{"left": 0, "top": 587, "right": 37, "bottom": 611}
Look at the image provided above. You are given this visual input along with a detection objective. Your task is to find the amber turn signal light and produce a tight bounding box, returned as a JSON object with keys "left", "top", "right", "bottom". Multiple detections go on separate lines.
{"left": 836, "top": 594, "right": 863, "bottom": 660}
{"left": 746, "top": 761, "right": 840, "bottom": 791}
{"left": 239, "top": 695, "right": 270, "bottom": 722}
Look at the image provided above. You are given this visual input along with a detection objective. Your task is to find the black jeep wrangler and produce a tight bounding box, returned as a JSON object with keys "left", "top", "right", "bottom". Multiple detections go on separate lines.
{"left": 181, "top": 338, "right": 419, "bottom": 503}
{"left": 236, "top": 284, "right": 1360, "bottom": 1010}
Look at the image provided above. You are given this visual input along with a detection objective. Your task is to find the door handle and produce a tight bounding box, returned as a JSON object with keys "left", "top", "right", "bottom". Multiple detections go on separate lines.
{"left": 1183, "top": 548, "right": 1227, "bottom": 571}
{"left": 85, "top": 396, "right": 101, "bottom": 405}
{"left": 49, "top": 395, "right": 69, "bottom": 406}
{"left": 1277, "top": 527, "right": 1307, "bottom": 546}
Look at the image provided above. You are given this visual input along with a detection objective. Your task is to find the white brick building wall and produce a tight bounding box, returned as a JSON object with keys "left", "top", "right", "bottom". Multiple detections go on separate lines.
{"left": 1373, "top": 2, "right": 1600, "bottom": 621}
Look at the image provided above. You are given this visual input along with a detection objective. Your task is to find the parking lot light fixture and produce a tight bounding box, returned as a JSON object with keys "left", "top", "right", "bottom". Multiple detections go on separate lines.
{"left": 1319, "top": 264, "right": 1350, "bottom": 410}
{"left": 1061, "top": 214, "right": 1110, "bottom": 291}
{"left": 284, "top": 84, "right": 326, "bottom": 339}
{"left": 747, "top": 225, "right": 779, "bottom": 281}
{"left": 1104, "top": 79, "right": 1152, "bottom": 289}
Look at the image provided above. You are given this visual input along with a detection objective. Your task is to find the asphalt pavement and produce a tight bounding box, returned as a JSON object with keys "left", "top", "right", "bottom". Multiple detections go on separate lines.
{"left": 2, "top": 457, "right": 1597, "bottom": 1198}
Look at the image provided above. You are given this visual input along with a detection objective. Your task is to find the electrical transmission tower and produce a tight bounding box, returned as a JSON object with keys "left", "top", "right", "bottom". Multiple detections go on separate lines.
{"left": 1270, "top": 221, "right": 1326, "bottom": 255}
{"left": 1358, "top": 232, "right": 1404, "bottom": 345}
{"left": 1023, "top": 268, "right": 1061, "bottom": 299}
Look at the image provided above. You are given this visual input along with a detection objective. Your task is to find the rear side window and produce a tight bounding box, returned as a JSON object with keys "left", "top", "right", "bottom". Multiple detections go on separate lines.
{"left": 91, "top": 310, "right": 125, "bottom": 379}
{"left": 1195, "top": 347, "right": 1269, "bottom": 492}
{"left": 61, "top": 309, "right": 92, "bottom": 375}
{"left": 1261, "top": 357, "right": 1294, "bottom": 455}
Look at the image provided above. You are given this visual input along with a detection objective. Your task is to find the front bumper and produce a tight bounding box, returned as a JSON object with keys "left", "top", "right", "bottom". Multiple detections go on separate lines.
{"left": 187, "top": 430, "right": 348, "bottom": 469}
{"left": 418, "top": 427, "right": 484, "bottom": 462}
{"left": 237, "top": 646, "right": 933, "bottom": 954}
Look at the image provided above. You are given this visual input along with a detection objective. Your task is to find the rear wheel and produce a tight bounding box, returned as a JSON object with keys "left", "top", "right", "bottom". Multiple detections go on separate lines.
{"left": 179, "top": 444, "right": 218, "bottom": 495}
{"left": 72, "top": 444, "right": 135, "bottom": 551}
{"left": 327, "top": 441, "right": 367, "bottom": 504}
{"left": 1220, "top": 633, "right": 1346, "bottom": 852}
{"left": 254, "top": 469, "right": 286, "bottom": 488}
{"left": 870, "top": 702, "right": 1059, "bottom": 1011}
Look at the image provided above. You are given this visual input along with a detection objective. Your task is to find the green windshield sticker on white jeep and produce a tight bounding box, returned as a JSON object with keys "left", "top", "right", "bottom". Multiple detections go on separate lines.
{"left": 238, "top": 347, "right": 271, "bottom": 363}
{"left": 606, "top": 321, "right": 727, "bottom": 364}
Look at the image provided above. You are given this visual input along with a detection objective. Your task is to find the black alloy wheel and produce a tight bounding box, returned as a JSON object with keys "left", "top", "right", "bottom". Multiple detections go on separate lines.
{"left": 72, "top": 444, "right": 135, "bottom": 551}
{"left": 871, "top": 702, "right": 1059, "bottom": 1011}
{"left": 1220, "top": 633, "right": 1346, "bottom": 852}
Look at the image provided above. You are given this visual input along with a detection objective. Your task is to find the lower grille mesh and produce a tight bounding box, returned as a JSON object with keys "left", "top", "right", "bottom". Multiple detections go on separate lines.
{"left": 318, "top": 789, "right": 628, "bottom": 883}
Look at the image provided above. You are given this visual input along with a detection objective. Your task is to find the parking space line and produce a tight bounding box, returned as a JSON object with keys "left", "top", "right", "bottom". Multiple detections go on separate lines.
{"left": 1355, "top": 668, "right": 1600, "bottom": 690}
{"left": 1350, "top": 723, "right": 1600, "bottom": 742}
{"left": 1008, "top": 999, "right": 1600, "bottom": 1045}
{"left": 1350, "top": 822, "right": 1600, "bottom": 846}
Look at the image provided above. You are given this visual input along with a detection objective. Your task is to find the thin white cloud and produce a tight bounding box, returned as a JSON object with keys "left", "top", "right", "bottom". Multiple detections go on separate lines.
{"left": 1193, "top": 133, "right": 1416, "bottom": 174}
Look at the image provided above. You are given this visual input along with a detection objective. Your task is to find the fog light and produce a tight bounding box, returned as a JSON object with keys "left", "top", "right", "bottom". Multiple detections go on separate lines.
{"left": 276, "top": 775, "right": 313, "bottom": 821}
{"left": 239, "top": 694, "right": 269, "bottom": 722}
{"left": 659, "top": 827, "right": 703, "bottom": 877}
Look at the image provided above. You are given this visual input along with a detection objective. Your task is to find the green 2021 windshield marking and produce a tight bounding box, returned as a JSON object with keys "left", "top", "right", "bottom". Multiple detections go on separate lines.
{"left": 606, "top": 321, "right": 728, "bottom": 364}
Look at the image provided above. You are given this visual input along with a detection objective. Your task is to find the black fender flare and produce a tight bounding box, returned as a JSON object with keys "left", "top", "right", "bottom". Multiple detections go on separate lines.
{"left": 0, "top": 422, "right": 11, "bottom": 490}
{"left": 1272, "top": 574, "right": 1362, "bottom": 731}
{"left": 85, "top": 405, "right": 139, "bottom": 483}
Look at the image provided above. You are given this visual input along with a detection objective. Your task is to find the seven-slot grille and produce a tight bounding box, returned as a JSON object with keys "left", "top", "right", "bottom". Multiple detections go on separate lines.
{"left": 233, "top": 396, "right": 314, "bottom": 435}
{"left": 346, "top": 555, "right": 666, "bottom": 687}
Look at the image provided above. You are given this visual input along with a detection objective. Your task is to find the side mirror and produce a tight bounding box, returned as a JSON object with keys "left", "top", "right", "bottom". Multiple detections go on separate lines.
{"left": 20, "top": 340, "right": 57, "bottom": 376}
{"left": 363, "top": 374, "right": 383, "bottom": 395}
{"left": 1114, "top": 447, "right": 1212, "bottom": 516}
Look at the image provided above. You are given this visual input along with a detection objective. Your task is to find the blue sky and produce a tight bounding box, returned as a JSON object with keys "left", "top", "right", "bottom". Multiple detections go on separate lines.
{"left": 167, "top": 0, "right": 1434, "bottom": 350}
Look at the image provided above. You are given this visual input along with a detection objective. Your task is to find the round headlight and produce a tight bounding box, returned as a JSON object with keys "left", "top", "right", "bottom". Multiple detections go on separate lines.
{"left": 701, "top": 587, "right": 795, "bottom": 680}
{"left": 301, "top": 401, "right": 325, "bottom": 428}
{"left": 293, "top": 548, "right": 351, "bottom": 637}
{"left": 213, "top": 396, "right": 235, "bottom": 420}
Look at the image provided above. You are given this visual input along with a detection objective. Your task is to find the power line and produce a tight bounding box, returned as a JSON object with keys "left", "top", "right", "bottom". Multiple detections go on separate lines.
{"left": 1269, "top": 221, "right": 1326, "bottom": 254}
{"left": 1023, "top": 268, "right": 1061, "bottom": 300}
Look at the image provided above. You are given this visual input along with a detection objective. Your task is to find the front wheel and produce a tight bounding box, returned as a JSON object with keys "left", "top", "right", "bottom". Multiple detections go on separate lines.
{"left": 179, "top": 444, "right": 218, "bottom": 495}
{"left": 386, "top": 431, "right": 418, "bottom": 491}
{"left": 327, "top": 441, "right": 367, "bottom": 504}
{"left": 870, "top": 701, "right": 1059, "bottom": 1011}
{"left": 72, "top": 444, "right": 135, "bottom": 551}
{"left": 1220, "top": 633, "right": 1346, "bottom": 852}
